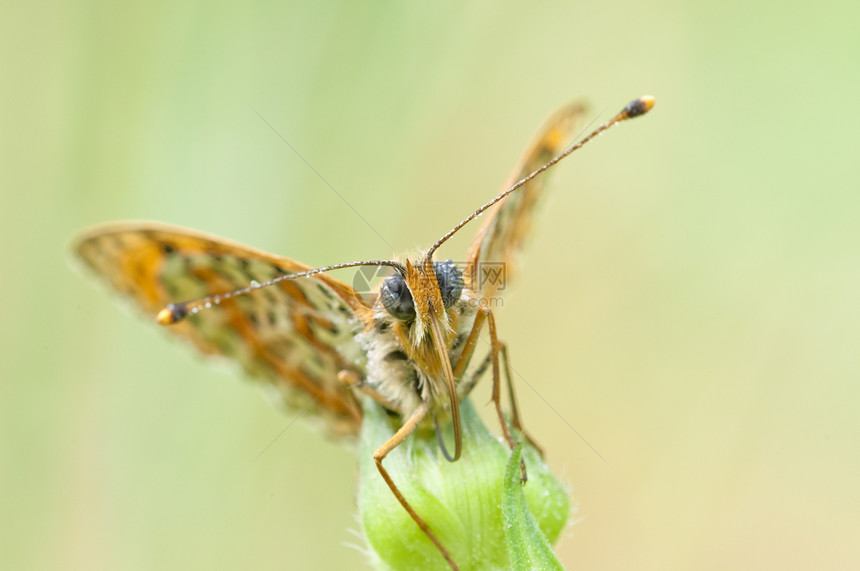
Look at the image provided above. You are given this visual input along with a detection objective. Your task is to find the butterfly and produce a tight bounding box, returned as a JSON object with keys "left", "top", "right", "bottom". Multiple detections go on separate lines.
{"left": 74, "top": 96, "right": 654, "bottom": 570}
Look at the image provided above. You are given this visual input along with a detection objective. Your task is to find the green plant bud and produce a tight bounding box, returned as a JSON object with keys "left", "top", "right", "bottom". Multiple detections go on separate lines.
{"left": 358, "top": 397, "right": 570, "bottom": 571}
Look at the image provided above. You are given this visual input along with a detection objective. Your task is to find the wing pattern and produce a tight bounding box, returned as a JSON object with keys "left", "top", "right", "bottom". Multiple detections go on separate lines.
{"left": 76, "top": 223, "right": 372, "bottom": 435}
{"left": 466, "top": 103, "right": 587, "bottom": 299}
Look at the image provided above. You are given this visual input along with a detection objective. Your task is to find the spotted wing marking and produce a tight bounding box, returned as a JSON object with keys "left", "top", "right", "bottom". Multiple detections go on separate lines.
{"left": 75, "top": 222, "right": 374, "bottom": 436}
{"left": 466, "top": 103, "right": 587, "bottom": 299}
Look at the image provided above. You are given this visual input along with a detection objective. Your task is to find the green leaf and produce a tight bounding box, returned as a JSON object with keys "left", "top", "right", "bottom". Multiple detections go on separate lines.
{"left": 501, "top": 445, "right": 565, "bottom": 571}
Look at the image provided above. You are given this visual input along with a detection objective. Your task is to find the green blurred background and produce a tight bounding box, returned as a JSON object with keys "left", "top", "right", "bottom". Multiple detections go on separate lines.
{"left": 3, "top": 1, "right": 859, "bottom": 569}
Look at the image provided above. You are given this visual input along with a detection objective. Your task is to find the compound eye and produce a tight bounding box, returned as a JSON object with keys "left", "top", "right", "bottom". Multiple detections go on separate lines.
{"left": 433, "top": 259, "right": 464, "bottom": 308}
{"left": 380, "top": 274, "right": 415, "bottom": 321}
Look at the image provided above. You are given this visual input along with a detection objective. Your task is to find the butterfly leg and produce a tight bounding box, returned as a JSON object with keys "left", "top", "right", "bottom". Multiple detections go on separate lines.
{"left": 451, "top": 308, "right": 516, "bottom": 450}
{"left": 499, "top": 342, "right": 543, "bottom": 457}
{"left": 451, "top": 308, "right": 487, "bottom": 380}
{"left": 337, "top": 370, "right": 403, "bottom": 414}
{"left": 456, "top": 351, "right": 492, "bottom": 399}
{"left": 485, "top": 309, "right": 518, "bottom": 452}
{"left": 452, "top": 308, "right": 525, "bottom": 479}
{"left": 487, "top": 309, "right": 536, "bottom": 483}
{"left": 456, "top": 337, "right": 544, "bottom": 458}
{"left": 373, "top": 401, "right": 460, "bottom": 571}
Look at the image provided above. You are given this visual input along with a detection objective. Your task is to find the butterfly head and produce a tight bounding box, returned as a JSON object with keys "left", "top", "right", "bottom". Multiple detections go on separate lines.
{"left": 379, "top": 257, "right": 464, "bottom": 344}
{"left": 377, "top": 254, "right": 465, "bottom": 460}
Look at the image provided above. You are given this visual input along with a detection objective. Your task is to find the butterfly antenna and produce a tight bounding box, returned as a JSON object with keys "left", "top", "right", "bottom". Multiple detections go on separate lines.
{"left": 424, "top": 95, "right": 655, "bottom": 262}
{"left": 156, "top": 259, "right": 405, "bottom": 325}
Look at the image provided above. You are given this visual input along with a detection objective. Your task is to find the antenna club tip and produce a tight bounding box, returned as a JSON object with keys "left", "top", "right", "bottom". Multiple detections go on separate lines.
{"left": 157, "top": 303, "right": 187, "bottom": 325}
{"left": 625, "top": 95, "right": 656, "bottom": 118}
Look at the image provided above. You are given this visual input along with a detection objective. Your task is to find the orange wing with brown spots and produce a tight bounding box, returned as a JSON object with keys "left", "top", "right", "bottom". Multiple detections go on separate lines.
{"left": 466, "top": 103, "right": 587, "bottom": 299}
{"left": 75, "top": 222, "right": 373, "bottom": 436}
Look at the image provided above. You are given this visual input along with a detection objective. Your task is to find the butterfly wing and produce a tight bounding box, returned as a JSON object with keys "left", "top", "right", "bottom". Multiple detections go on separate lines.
{"left": 466, "top": 102, "right": 588, "bottom": 299}
{"left": 75, "top": 222, "right": 373, "bottom": 436}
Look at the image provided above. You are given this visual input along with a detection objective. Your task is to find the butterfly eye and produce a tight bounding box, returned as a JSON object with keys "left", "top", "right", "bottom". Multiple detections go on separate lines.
{"left": 433, "top": 259, "right": 464, "bottom": 308}
{"left": 380, "top": 274, "right": 415, "bottom": 321}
